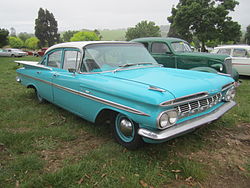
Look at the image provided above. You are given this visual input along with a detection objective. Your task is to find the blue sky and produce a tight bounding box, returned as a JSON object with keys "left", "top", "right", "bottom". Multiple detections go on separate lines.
{"left": 0, "top": 0, "right": 249, "bottom": 34}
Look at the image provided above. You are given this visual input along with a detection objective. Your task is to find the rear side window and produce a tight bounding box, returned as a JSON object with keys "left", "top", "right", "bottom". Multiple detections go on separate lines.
{"left": 63, "top": 50, "right": 81, "bottom": 71}
{"left": 217, "top": 48, "right": 231, "bottom": 55}
{"left": 151, "top": 42, "right": 170, "bottom": 54}
{"left": 232, "top": 48, "right": 248, "bottom": 57}
{"left": 47, "top": 50, "right": 62, "bottom": 68}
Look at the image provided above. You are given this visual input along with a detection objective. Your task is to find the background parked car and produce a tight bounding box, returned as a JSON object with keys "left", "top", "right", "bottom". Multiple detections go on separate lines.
{"left": 0, "top": 49, "right": 10, "bottom": 57}
{"left": 212, "top": 45, "right": 250, "bottom": 76}
{"left": 131, "top": 37, "right": 239, "bottom": 81}
{"left": 33, "top": 48, "right": 48, "bottom": 57}
{"left": 0, "top": 48, "right": 27, "bottom": 57}
{"left": 23, "top": 50, "right": 34, "bottom": 56}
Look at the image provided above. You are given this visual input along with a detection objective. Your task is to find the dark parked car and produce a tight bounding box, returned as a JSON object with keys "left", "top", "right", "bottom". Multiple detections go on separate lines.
{"left": 131, "top": 37, "right": 239, "bottom": 81}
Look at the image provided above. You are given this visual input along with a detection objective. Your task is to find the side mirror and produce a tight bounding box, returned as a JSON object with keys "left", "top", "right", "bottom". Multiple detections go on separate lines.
{"left": 68, "top": 68, "right": 76, "bottom": 73}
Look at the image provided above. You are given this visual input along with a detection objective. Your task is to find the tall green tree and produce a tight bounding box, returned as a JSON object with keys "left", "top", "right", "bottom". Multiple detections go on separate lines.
{"left": 125, "top": 20, "right": 161, "bottom": 41}
{"left": 245, "top": 25, "right": 250, "bottom": 45}
{"left": 70, "top": 31, "right": 100, "bottom": 41}
{"left": 168, "top": 0, "right": 241, "bottom": 51}
{"left": 35, "top": 8, "right": 60, "bottom": 47}
{"left": 0, "top": 28, "right": 9, "bottom": 47}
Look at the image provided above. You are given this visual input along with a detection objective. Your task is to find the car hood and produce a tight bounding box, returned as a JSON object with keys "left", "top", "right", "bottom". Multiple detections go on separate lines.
{"left": 102, "top": 67, "right": 233, "bottom": 99}
{"left": 176, "top": 52, "right": 229, "bottom": 60}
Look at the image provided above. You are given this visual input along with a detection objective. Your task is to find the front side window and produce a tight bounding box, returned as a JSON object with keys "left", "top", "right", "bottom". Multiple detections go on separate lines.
{"left": 81, "top": 43, "right": 158, "bottom": 72}
{"left": 47, "top": 50, "right": 62, "bottom": 68}
{"left": 232, "top": 48, "right": 247, "bottom": 57}
{"left": 171, "top": 42, "right": 192, "bottom": 52}
{"left": 63, "top": 50, "right": 81, "bottom": 71}
{"left": 151, "top": 42, "right": 170, "bottom": 54}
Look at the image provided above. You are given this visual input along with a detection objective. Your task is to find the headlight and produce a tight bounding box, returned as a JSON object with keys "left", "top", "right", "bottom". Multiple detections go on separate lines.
{"left": 223, "top": 87, "right": 236, "bottom": 102}
{"left": 158, "top": 110, "right": 178, "bottom": 129}
{"left": 16, "top": 76, "right": 21, "bottom": 83}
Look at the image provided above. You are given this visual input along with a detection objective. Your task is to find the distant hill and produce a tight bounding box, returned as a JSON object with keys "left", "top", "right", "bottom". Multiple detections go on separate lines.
{"left": 60, "top": 25, "right": 170, "bottom": 41}
{"left": 99, "top": 29, "right": 127, "bottom": 41}
{"left": 99, "top": 25, "right": 170, "bottom": 41}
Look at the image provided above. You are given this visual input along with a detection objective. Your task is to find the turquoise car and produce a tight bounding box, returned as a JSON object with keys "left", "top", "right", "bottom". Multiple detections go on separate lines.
{"left": 16, "top": 41, "right": 236, "bottom": 149}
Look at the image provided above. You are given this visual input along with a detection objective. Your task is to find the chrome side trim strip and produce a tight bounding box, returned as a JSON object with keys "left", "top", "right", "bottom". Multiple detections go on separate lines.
{"left": 18, "top": 73, "right": 149, "bottom": 116}
{"left": 138, "top": 101, "right": 236, "bottom": 140}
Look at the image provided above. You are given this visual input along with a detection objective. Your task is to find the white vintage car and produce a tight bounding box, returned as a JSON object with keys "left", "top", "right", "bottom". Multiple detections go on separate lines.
{"left": 0, "top": 48, "right": 27, "bottom": 57}
{"left": 212, "top": 45, "right": 250, "bottom": 76}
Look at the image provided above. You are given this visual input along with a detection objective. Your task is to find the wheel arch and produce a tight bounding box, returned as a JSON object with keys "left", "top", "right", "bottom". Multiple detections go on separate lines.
{"left": 27, "top": 84, "right": 38, "bottom": 91}
{"left": 94, "top": 108, "right": 118, "bottom": 126}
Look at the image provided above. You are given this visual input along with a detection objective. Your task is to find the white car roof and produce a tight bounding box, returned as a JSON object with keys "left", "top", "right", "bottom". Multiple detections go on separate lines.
{"left": 46, "top": 41, "right": 135, "bottom": 54}
{"left": 214, "top": 45, "right": 250, "bottom": 50}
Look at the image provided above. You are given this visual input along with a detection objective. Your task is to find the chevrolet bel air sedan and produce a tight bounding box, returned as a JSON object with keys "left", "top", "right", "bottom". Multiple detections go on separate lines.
{"left": 16, "top": 41, "right": 237, "bottom": 149}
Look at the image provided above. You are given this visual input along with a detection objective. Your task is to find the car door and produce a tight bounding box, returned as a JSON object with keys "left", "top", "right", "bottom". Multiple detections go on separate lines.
{"left": 150, "top": 42, "right": 176, "bottom": 68}
{"left": 231, "top": 48, "right": 250, "bottom": 76}
{"left": 52, "top": 49, "right": 84, "bottom": 113}
{"left": 34, "top": 49, "right": 63, "bottom": 102}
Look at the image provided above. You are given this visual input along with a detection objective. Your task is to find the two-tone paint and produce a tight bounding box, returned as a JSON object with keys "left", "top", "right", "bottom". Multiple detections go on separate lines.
{"left": 16, "top": 41, "right": 236, "bottom": 148}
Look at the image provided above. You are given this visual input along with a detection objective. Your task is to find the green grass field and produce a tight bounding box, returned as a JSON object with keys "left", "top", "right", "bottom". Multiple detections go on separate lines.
{"left": 0, "top": 56, "right": 249, "bottom": 187}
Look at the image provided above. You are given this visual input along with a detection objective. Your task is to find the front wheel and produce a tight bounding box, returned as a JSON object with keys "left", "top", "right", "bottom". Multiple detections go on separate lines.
{"left": 113, "top": 113, "right": 143, "bottom": 150}
{"left": 35, "top": 89, "right": 45, "bottom": 103}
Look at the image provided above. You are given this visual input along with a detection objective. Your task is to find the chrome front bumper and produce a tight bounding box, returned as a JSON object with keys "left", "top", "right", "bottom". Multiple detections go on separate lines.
{"left": 138, "top": 101, "right": 236, "bottom": 141}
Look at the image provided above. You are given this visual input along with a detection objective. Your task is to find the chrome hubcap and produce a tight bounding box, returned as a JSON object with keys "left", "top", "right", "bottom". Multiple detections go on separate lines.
{"left": 119, "top": 119, "right": 133, "bottom": 137}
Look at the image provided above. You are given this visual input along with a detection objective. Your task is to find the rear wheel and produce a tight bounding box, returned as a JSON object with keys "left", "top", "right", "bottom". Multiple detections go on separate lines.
{"left": 113, "top": 113, "right": 143, "bottom": 150}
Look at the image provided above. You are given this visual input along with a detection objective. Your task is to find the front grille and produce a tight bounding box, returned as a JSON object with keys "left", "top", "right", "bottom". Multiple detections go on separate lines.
{"left": 224, "top": 58, "right": 232, "bottom": 76}
{"left": 175, "top": 93, "right": 222, "bottom": 118}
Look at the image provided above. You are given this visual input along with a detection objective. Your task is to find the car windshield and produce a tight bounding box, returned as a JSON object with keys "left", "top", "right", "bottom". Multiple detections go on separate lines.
{"left": 82, "top": 43, "right": 158, "bottom": 72}
{"left": 171, "top": 41, "right": 192, "bottom": 52}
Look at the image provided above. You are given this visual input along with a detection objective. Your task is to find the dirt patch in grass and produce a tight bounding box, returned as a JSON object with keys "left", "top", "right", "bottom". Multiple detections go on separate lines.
{"left": 164, "top": 123, "right": 250, "bottom": 188}
{"left": 40, "top": 130, "right": 110, "bottom": 172}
